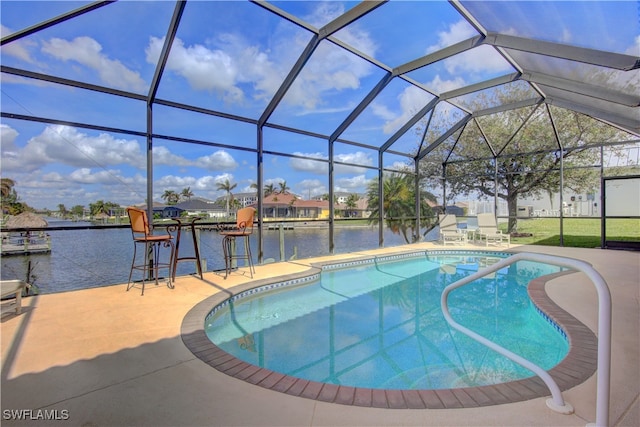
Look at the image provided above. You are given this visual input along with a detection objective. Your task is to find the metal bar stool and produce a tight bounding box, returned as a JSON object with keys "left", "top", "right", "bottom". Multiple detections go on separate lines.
{"left": 219, "top": 207, "right": 255, "bottom": 279}
{"left": 126, "top": 207, "right": 175, "bottom": 296}
{"left": 171, "top": 217, "right": 203, "bottom": 281}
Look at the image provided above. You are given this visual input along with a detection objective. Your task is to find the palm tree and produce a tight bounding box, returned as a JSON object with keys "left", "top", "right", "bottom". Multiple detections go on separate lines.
{"left": 161, "top": 190, "right": 179, "bottom": 205}
{"left": 278, "top": 181, "right": 290, "bottom": 195}
{"left": 216, "top": 179, "right": 237, "bottom": 218}
{"left": 345, "top": 193, "right": 359, "bottom": 217}
{"left": 180, "top": 187, "right": 194, "bottom": 202}
{"left": 366, "top": 173, "right": 436, "bottom": 244}
{"left": 1, "top": 178, "right": 15, "bottom": 198}
{"left": 89, "top": 200, "right": 107, "bottom": 216}
{"left": 1, "top": 178, "right": 19, "bottom": 214}
{"left": 264, "top": 183, "right": 275, "bottom": 197}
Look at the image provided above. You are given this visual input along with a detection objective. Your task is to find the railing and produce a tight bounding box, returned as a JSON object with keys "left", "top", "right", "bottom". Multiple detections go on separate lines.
{"left": 441, "top": 252, "right": 611, "bottom": 427}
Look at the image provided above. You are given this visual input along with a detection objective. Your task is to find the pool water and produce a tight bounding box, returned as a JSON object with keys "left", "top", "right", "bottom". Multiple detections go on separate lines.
{"left": 205, "top": 253, "right": 569, "bottom": 390}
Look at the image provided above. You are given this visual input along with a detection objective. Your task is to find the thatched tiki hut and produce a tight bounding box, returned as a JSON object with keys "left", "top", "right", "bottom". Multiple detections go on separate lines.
{"left": 5, "top": 212, "right": 49, "bottom": 230}
{"left": 2, "top": 212, "right": 51, "bottom": 256}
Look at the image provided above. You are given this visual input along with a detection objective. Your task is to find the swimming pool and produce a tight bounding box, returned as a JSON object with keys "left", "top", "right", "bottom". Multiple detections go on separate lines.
{"left": 203, "top": 251, "right": 570, "bottom": 391}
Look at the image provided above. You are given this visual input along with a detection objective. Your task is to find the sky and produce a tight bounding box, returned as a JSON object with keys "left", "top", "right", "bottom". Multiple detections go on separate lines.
{"left": 1, "top": 0, "right": 638, "bottom": 210}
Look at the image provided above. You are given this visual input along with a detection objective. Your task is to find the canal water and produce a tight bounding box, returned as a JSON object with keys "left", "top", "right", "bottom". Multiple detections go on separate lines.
{"left": 1, "top": 220, "right": 439, "bottom": 294}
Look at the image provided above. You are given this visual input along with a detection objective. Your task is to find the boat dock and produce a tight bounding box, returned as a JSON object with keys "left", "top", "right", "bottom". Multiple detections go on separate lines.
{"left": 1, "top": 233, "right": 52, "bottom": 256}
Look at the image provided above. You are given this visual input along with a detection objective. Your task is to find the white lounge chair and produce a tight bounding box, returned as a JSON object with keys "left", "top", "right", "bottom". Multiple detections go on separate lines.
{"left": 476, "top": 213, "right": 510, "bottom": 247}
{"left": 1, "top": 280, "right": 29, "bottom": 314}
{"left": 439, "top": 214, "right": 466, "bottom": 245}
{"left": 466, "top": 216, "right": 478, "bottom": 243}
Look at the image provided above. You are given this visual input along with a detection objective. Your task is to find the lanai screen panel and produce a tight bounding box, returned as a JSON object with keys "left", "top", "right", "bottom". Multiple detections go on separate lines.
{"left": 1, "top": 0, "right": 638, "bottom": 216}
{"left": 1, "top": 1, "right": 173, "bottom": 95}
{"left": 267, "top": 39, "right": 385, "bottom": 135}
{"left": 462, "top": 0, "right": 639, "bottom": 54}
{"left": 156, "top": 1, "right": 308, "bottom": 120}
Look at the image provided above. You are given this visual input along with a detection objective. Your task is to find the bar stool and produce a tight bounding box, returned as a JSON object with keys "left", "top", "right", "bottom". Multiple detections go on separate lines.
{"left": 219, "top": 207, "right": 255, "bottom": 279}
{"left": 126, "top": 207, "right": 175, "bottom": 296}
{"left": 171, "top": 217, "right": 203, "bottom": 280}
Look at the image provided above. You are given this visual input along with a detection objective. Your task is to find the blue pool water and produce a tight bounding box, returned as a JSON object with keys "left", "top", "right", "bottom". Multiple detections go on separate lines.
{"left": 204, "top": 252, "right": 569, "bottom": 390}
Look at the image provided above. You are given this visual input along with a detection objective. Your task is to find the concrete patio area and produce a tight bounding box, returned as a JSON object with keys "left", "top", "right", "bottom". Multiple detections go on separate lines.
{"left": 1, "top": 243, "right": 638, "bottom": 426}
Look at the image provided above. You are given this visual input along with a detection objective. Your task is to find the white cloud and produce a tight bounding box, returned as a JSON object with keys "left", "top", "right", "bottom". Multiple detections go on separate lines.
{"left": 1, "top": 25, "right": 36, "bottom": 63}
{"left": 297, "top": 179, "right": 326, "bottom": 198}
{"left": 289, "top": 151, "right": 373, "bottom": 174}
{"left": 427, "top": 20, "right": 478, "bottom": 54}
{"left": 377, "top": 86, "right": 433, "bottom": 134}
{"left": 68, "top": 168, "right": 125, "bottom": 184}
{"left": 155, "top": 174, "right": 198, "bottom": 189}
{"left": 0, "top": 125, "right": 144, "bottom": 173}
{"left": 41, "top": 36, "right": 146, "bottom": 92}
{"left": 334, "top": 174, "right": 368, "bottom": 192}
{"left": 146, "top": 32, "right": 288, "bottom": 105}
{"left": 426, "top": 20, "right": 512, "bottom": 77}
{"left": 625, "top": 35, "right": 640, "bottom": 56}
{"left": 153, "top": 146, "right": 193, "bottom": 167}
{"left": 147, "top": 36, "right": 243, "bottom": 103}
{"left": 370, "top": 102, "right": 396, "bottom": 122}
{"left": 290, "top": 152, "right": 328, "bottom": 174}
{"left": 334, "top": 152, "right": 373, "bottom": 168}
{"left": 145, "top": 1, "right": 376, "bottom": 110}
{"left": 194, "top": 150, "right": 239, "bottom": 171}
{"left": 0, "top": 124, "right": 20, "bottom": 158}
{"left": 427, "top": 75, "right": 466, "bottom": 94}
{"left": 286, "top": 42, "right": 374, "bottom": 110}
{"left": 442, "top": 45, "right": 512, "bottom": 76}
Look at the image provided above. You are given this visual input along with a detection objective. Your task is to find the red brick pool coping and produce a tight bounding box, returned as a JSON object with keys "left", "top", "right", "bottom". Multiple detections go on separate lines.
{"left": 181, "top": 261, "right": 598, "bottom": 409}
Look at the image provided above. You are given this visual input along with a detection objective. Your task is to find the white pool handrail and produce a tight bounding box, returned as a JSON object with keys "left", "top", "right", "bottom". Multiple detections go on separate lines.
{"left": 440, "top": 252, "right": 611, "bottom": 427}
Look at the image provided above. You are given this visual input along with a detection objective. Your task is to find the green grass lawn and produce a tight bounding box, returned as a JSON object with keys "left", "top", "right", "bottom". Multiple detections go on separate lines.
{"left": 505, "top": 217, "right": 640, "bottom": 248}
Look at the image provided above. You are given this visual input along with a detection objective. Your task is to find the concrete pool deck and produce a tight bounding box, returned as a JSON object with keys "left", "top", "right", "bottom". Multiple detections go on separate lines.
{"left": 1, "top": 243, "right": 639, "bottom": 426}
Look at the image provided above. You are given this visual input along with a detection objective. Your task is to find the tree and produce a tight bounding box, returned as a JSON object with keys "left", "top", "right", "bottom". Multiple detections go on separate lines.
{"left": 216, "top": 179, "right": 237, "bottom": 218}
{"left": 230, "top": 197, "right": 242, "bottom": 210}
{"left": 0, "top": 177, "right": 26, "bottom": 215}
{"left": 345, "top": 193, "right": 359, "bottom": 217}
{"left": 58, "top": 204, "right": 68, "bottom": 217}
{"left": 71, "top": 205, "right": 85, "bottom": 217}
{"left": 1, "top": 178, "right": 15, "bottom": 198}
{"left": 418, "top": 86, "right": 632, "bottom": 233}
{"left": 180, "top": 187, "right": 194, "bottom": 202}
{"left": 161, "top": 190, "right": 180, "bottom": 205}
{"left": 89, "top": 200, "right": 106, "bottom": 216}
{"left": 366, "top": 172, "right": 436, "bottom": 244}
{"left": 263, "top": 183, "right": 275, "bottom": 197}
{"left": 89, "top": 200, "right": 120, "bottom": 217}
{"left": 278, "top": 181, "right": 290, "bottom": 194}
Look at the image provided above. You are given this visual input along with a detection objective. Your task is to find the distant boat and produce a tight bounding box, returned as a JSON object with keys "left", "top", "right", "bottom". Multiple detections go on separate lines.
{"left": 1, "top": 212, "right": 52, "bottom": 256}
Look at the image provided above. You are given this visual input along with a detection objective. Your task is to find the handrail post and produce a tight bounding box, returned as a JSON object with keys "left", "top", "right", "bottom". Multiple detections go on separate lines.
{"left": 440, "top": 252, "right": 611, "bottom": 427}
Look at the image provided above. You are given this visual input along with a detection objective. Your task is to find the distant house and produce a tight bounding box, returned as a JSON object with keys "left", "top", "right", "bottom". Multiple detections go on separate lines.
{"left": 251, "top": 193, "right": 370, "bottom": 220}
{"left": 130, "top": 202, "right": 182, "bottom": 219}
{"left": 154, "top": 206, "right": 182, "bottom": 219}
{"left": 253, "top": 193, "right": 328, "bottom": 220}
{"left": 336, "top": 197, "right": 370, "bottom": 218}
{"left": 174, "top": 197, "right": 227, "bottom": 219}
{"left": 232, "top": 192, "right": 258, "bottom": 208}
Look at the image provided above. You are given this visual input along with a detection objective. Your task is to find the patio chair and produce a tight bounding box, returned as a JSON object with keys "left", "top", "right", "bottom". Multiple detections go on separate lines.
{"left": 126, "top": 207, "right": 176, "bottom": 295}
{"left": 439, "top": 214, "right": 466, "bottom": 245}
{"left": 466, "top": 216, "right": 478, "bottom": 243}
{"left": 219, "top": 207, "right": 256, "bottom": 279}
{"left": 0, "top": 280, "right": 29, "bottom": 314}
{"left": 476, "top": 213, "right": 510, "bottom": 248}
